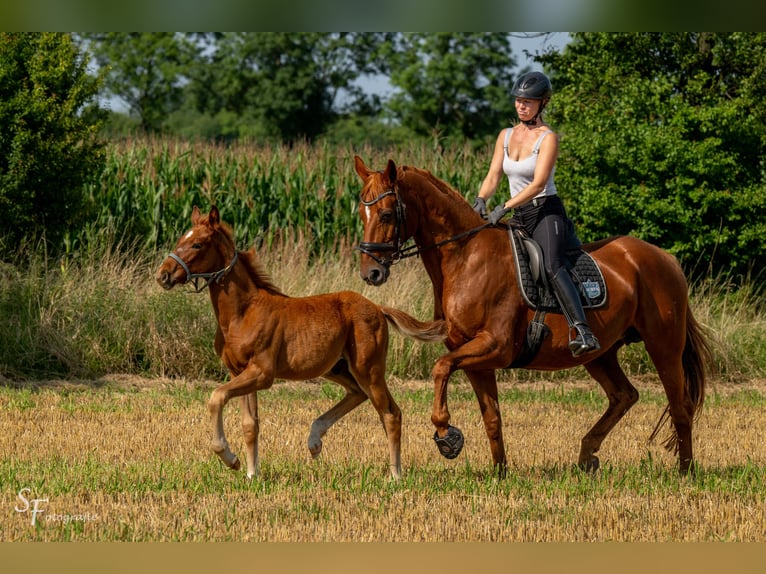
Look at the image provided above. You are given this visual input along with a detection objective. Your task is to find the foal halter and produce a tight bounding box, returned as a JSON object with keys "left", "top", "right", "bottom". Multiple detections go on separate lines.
{"left": 166, "top": 250, "right": 238, "bottom": 293}
{"left": 356, "top": 186, "right": 490, "bottom": 268}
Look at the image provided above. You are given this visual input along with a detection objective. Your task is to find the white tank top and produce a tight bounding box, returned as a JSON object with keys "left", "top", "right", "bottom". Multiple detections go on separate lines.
{"left": 502, "top": 127, "right": 558, "bottom": 200}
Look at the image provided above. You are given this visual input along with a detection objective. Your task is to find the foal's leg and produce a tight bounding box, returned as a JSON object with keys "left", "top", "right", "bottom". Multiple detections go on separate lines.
{"left": 308, "top": 359, "right": 368, "bottom": 458}
{"left": 239, "top": 392, "right": 260, "bottom": 479}
{"left": 208, "top": 364, "right": 271, "bottom": 472}
{"left": 579, "top": 349, "right": 639, "bottom": 471}
{"left": 363, "top": 372, "right": 403, "bottom": 480}
{"left": 349, "top": 353, "right": 402, "bottom": 480}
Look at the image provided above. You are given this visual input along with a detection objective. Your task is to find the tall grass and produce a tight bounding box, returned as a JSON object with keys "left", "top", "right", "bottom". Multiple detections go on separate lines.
{"left": 1, "top": 226, "right": 764, "bottom": 383}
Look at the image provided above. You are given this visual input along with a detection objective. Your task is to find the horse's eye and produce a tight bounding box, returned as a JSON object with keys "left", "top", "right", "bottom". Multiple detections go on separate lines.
{"left": 379, "top": 209, "right": 394, "bottom": 224}
{"left": 192, "top": 243, "right": 202, "bottom": 250}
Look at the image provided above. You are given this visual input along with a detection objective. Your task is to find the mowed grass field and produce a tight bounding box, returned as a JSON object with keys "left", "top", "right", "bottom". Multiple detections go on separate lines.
{"left": 2, "top": 373, "right": 764, "bottom": 542}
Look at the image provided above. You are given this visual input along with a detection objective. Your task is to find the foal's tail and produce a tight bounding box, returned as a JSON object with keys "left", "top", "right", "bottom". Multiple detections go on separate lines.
{"left": 650, "top": 308, "right": 713, "bottom": 452}
{"left": 380, "top": 306, "right": 448, "bottom": 343}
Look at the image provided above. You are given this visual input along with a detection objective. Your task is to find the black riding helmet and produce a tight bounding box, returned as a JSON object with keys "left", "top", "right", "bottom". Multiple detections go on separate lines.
{"left": 511, "top": 71, "right": 552, "bottom": 125}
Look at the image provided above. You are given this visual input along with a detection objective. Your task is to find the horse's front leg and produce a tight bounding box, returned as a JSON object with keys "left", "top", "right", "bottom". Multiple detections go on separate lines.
{"left": 431, "top": 333, "right": 511, "bottom": 465}
{"left": 208, "top": 365, "right": 269, "bottom": 472}
{"left": 240, "top": 392, "right": 260, "bottom": 479}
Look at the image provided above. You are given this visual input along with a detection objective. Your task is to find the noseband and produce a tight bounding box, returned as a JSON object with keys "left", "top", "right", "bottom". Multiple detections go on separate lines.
{"left": 356, "top": 186, "right": 490, "bottom": 267}
{"left": 166, "top": 251, "right": 238, "bottom": 293}
{"left": 355, "top": 188, "right": 413, "bottom": 267}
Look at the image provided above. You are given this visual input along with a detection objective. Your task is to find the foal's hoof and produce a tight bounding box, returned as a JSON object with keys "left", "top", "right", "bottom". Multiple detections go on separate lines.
{"left": 230, "top": 456, "right": 241, "bottom": 471}
{"left": 579, "top": 456, "right": 600, "bottom": 473}
{"left": 433, "top": 425, "right": 464, "bottom": 460}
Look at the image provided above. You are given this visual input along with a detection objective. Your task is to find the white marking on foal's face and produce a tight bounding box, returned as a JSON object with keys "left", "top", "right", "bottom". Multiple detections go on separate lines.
{"left": 184, "top": 230, "right": 194, "bottom": 240}
{"left": 365, "top": 206, "right": 371, "bottom": 222}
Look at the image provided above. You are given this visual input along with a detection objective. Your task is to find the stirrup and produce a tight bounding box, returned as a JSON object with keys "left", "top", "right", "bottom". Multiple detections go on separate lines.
{"left": 569, "top": 324, "right": 601, "bottom": 357}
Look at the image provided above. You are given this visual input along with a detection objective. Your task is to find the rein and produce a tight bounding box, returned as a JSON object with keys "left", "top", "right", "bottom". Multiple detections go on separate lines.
{"left": 356, "top": 187, "right": 490, "bottom": 266}
{"left": 167, "top": 251, "right": 239, "bottom": 293}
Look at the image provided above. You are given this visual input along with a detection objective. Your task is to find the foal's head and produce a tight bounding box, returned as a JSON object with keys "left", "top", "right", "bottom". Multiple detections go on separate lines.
{"left": 156, "top": 205, "right": 236, "bottom": 291}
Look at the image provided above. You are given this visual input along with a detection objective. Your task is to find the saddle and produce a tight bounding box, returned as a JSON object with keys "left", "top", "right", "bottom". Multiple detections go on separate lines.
{"left": 507, "top": 225, "right": 607, "bottom": 368}
{"left": 509, "top": 227, "right": 607, "bottom": 311}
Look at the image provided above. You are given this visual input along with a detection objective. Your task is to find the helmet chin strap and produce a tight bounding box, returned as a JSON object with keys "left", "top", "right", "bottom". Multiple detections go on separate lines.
{"left": 521, "top": 100, "right": 548, "bottom": 126}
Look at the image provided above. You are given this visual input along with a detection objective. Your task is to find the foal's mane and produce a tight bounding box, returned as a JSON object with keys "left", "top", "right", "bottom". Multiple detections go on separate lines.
{"left": 202, "top": 214, "right": 286, "bottom": 297}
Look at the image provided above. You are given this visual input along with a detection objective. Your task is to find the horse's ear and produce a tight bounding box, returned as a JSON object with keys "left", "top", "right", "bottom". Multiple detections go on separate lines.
{"left": 192, "top": 205, "right": 201, "bottom": 224}
{"left": 209, "top": 205, "right": 220, "bottom": 227}
{"left": 384, "top": 159, "right": 397, "bottom": 186}
{"left": 354, "top": 155, "right": 370, "bottom": 180}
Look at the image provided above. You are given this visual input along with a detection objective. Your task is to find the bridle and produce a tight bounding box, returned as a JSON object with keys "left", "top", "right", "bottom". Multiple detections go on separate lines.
{"left": 355, "top": 186, "right": 490, "bottom": 268}
{"left": 166, "top": 250, "right": 239, "bottom": 293}
{"left": 356, "top": 188, "right": 413, "bottom": 266}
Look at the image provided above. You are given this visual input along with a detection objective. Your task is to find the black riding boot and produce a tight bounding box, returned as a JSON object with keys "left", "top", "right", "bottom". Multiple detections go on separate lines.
{"left": 550, "top": 269, "right": 601, "bottom": 357}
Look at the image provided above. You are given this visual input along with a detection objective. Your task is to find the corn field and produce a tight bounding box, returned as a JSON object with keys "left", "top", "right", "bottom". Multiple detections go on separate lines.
{"left": 82, "top": 136, "right": 487, "bottom": 255}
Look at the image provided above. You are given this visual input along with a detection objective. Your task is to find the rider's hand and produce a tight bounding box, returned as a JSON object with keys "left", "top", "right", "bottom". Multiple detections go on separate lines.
{"left": 472, "top": 197, "right": 487, "bottom": 218}
{"left": 488, "top": 204, "right": 510, "bottom": 225}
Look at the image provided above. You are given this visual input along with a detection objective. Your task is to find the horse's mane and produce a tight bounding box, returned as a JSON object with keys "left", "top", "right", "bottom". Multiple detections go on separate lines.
{"left": 400, "top": 165, "right": 471, "bottom": 207}
{"left": 202, "top": 214, "right": 286, "bottom": 297}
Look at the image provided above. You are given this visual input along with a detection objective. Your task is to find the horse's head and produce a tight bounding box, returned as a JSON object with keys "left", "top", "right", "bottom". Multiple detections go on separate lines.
{"left": 156, "top": 205, "right": 237, "bottom": 292}
{"left": 354, "top": 155, "right": 410, "bottom": 286}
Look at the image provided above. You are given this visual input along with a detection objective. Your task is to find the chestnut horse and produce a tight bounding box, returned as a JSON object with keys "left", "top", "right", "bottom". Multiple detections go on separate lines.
{"left": 353, "top": 156, "right": 712, "bottom": 476}
{"left": 156, "top": 206, "right": 446, "bottom": 480}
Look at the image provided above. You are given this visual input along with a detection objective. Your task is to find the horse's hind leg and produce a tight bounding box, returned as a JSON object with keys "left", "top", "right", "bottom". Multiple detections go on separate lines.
{"left": 579, "top": 349, "right": 639, "bottom": 471}
{"left": 240, "top": 392, "right": 260, "bottom": 479}
{"left": 644, "top": 342, "right": 696, "bottom": 474}
{"left": 308, "top": 359, "right": 368, "bottom": 459}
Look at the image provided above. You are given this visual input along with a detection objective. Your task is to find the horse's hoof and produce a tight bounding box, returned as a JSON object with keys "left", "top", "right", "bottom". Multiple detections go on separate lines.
{"left": 579, "top": 456, "right": 600, "bottom": 473}
{"left": 308, "top": 440, "right": 323, "bottom": 459}
{"left": 230, "top": 456, "right": 241, "bottom": 471}
{"left": 433, "top": 425, "right": 464, "bottom": 459}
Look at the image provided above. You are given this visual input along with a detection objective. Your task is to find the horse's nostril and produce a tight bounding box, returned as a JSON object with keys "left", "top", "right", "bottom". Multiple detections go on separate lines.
{"left": 157, "top": 270, "right": 171, "bottom": 288}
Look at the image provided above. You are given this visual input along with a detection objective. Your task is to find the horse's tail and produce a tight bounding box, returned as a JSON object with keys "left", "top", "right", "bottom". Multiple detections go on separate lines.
{"left": 650, "top": 307, "right": 713, "bottom": 452}
{"left": 380, "top": 306, "right": 448, "bottom": 343}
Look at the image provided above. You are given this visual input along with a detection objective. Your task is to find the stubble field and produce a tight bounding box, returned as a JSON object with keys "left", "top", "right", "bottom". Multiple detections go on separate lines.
{"left": 2, "top": 373, "right": 764, "bottom": 543}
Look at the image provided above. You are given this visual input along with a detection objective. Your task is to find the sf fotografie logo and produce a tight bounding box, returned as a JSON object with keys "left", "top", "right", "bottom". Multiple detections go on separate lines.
{"left": 14, "top": 488, "right": 99, "bottom": 527}
{"left": 14, "top": 488, "right": 48, "bottom": 526}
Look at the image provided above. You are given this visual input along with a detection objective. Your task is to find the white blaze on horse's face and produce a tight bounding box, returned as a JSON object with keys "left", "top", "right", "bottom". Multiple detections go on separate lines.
{"left": 184, "top": 230, "right": 194, "bottom": 240}
{"left": 364, "top": 205, "right": 371, "bottom": 222}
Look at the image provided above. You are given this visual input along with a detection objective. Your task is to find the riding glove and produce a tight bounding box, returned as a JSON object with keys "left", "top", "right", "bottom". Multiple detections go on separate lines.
{"left": 488, "top": 205, "right": 510, "bottom": 225}
{"left": 472, "top": 197, "right": 487, "bottom": 217}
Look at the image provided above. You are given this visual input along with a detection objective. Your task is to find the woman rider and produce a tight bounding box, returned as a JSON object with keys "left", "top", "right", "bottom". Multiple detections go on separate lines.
{"left": 472, "top": 71, "right": 600, "bottom": 357}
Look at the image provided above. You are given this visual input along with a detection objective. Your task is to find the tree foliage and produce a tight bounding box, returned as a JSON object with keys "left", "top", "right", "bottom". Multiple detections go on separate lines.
{"left": 539, "top": 32, "right": 766, "bottom": 281}
{"left": 189, "top": 32, "right": 386, "bottom": 143}
{"left": 82, "top": 32, "right": 198, "bottom": 133}
{"left": 0, "top": 33, "right": 105, "bottom": 254}
{"left": 379, "top": 33, "right": 518, "bottom": 146}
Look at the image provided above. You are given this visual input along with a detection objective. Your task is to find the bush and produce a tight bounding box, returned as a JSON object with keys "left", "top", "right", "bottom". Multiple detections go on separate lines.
{"left": 0, "top": 33, "right": 105, "bottom": 256}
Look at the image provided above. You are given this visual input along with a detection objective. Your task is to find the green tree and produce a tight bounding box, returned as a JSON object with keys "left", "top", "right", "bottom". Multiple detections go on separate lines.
{"left": 190, "top": 32, "right": 385, "bottom": 143}
{"left": 83, "top": 32, "right": 199, "bottom": 133}
{"left": 378, "top": 33, "right": 519, "bottom": 146}
{"left": 539, "top": 32, "right": 766, "bottom": 282}
{"left": 0, "top": 33, "right": 105, "bottom": 254}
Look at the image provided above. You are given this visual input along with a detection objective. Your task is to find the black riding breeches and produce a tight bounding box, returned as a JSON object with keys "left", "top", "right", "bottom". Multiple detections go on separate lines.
{"left": 511, "top": 194, "right": 578, "bottom": 279}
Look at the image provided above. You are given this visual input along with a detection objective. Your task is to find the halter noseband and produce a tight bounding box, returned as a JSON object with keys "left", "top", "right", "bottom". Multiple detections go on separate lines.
{"left": 167, "top": 251, "right": 239, "bottom": 293}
